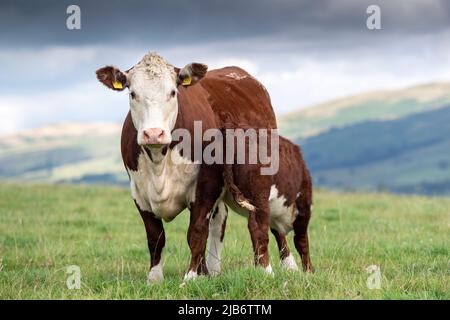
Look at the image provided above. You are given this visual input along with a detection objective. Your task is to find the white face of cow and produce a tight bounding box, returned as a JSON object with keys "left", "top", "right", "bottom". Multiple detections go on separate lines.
{"left": 127, "top": 56, "right": 178, "bottom": 147}
{"left": 96, "top": 52, "right": 207, "bottom": 148}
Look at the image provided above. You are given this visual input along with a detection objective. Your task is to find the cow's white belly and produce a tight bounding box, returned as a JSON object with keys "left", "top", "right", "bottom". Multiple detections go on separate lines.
{"left": 127, "top": 147, "right": 200, "bottom": 222}
{"left": 224, "top": 185, "right": 298, "bottom": 236}
{"left": 267, "top": 185, "right": 298, "bottom": 235}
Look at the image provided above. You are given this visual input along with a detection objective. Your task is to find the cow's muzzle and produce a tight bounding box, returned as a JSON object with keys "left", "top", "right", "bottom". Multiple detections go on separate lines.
{"left": 141, "top": 128, "right": 171, "bottom": 146}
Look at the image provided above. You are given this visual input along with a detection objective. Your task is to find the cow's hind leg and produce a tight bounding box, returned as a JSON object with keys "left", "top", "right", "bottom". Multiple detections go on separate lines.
{"left": 226, "top": 165, "right": 273, "bottom": 274}
{"left": 136, "top": 204, "right": 166, "bottom": 284}
{"left": 206, "top": 201, "right": 228, "bottom": 276}
{"left": 271, "top": 228, "right": 298, "bottom": 271}
{"left": 293, "top": 200, "right": 314, "bottom": 272}
{"left": 247, "top": 203, "right": 272, "bottom": 273}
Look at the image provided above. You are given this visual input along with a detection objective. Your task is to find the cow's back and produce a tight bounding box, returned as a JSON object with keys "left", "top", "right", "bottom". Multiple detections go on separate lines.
{"left": 200, "top": 67, "right": 277, "bottom": 129}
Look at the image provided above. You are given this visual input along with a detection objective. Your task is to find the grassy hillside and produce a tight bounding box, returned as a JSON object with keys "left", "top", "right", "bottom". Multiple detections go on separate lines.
{"left": 279, "top": 82, "right": 450, "bottom": 139}
{"left": 301, "top": 106, "right": 450, "bottom": 195}
{"left": 0, "top": 183, "right": 448, "bottom": 299}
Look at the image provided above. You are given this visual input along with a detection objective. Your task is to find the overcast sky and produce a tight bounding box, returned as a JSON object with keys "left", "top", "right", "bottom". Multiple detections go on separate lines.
{"left": 1, "top": 0, "right": 449, "bottom": 134}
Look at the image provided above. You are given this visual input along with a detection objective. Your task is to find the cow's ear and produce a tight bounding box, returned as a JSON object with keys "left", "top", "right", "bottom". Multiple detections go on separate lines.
{"left": 96, "top": 66, "right": 127, "bottom": 91}
{"left": 176, "top": 63, "right": 208, "bottom": 87}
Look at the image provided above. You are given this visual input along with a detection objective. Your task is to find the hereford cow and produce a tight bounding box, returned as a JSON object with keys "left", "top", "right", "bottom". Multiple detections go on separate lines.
{"left": 95, "top": 52, "right": 312, "bottom": 283}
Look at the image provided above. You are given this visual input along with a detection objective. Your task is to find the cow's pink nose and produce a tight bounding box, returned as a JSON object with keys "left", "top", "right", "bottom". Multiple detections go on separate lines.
{"left": 143, "top": 128, "right": 166, "bottom": 145}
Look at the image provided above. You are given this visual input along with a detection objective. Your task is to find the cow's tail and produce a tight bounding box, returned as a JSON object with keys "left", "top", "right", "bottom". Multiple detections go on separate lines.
{"left": 223, "top": 163, "right": 255, "bottom": 212}
{"left": 220, "top": 116, "right": 256, "bottom": 212}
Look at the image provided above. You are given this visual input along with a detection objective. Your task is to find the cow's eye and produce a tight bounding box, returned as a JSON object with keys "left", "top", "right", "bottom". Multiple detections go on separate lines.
{"left": 170, "top": 89, "right": 176, "bottom": 98}
{"left": 130, "top": 91, "right": 136, "bottom": 99}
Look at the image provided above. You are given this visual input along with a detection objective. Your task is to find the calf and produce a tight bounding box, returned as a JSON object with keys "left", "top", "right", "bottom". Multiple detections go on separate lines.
{"left": 220, "top": 133, "right": 314, "bottom": 273}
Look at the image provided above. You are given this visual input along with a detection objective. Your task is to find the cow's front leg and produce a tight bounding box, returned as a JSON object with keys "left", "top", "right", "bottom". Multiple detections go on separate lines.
{"left": 137, "top": 205, "right": 166, "bottom": 284}
{"left": 184, "top": 165, "right": 223, "bottom": 281}
{"left": 185, "top": 209, "right": 210, "bottom": 280}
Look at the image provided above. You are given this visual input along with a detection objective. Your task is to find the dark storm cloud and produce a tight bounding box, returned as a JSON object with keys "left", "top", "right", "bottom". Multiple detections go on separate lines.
{"left": 1, "top": 0, "right": 449, "bottom": 47}
{"left": 1, "top": 0, "right": 449, "bottom": 134}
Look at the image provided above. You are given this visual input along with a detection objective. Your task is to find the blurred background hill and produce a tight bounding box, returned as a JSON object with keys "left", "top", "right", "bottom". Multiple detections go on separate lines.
{"left": 280, "top": 81, "right": 450, "bottom": 195}
{"left": 1, "top": 81, "right": 449, "bottom": 195}
{"left": 0, "top": 123, "right": 126, "bottom": 185}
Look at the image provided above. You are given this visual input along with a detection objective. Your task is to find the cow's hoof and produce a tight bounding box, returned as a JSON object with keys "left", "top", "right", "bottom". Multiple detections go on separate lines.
{"left": 206, "top": 261, "right": 221, "bottom": 276}
{"left": 208, "top": 268, "right": 221, "bottom": 277}
{"left": 264, "top": 264, "right": 275, "bottom": 276}
{"left": 281, "top": 254, "right": 299, "bottom": 271}
{"left": 183, "top": 270, "right": 198, "bottom": 281}
{"left": 304, "top": 264, "right": 315, "bottom": 273}
{"left": 147, "top": 267, "right": 164, "bottom": 284}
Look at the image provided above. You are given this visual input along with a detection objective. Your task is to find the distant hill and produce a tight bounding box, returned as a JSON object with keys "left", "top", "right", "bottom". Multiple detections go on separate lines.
{"left": 1, "top": 81, "right": 450, "bottom": 195}
{"left": 0, "top": 123, "right": 127, "bottom": 185}
{"left": 279, "top": 82, "right": 450, "bottom": 139}
{"left": 300, "top": 106, "right": 450, "bottom": 195}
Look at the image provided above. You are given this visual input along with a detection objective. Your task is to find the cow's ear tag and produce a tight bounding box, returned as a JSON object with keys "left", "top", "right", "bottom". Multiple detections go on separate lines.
{"left": 112, "top": 80, "right": 123, "bottom": 89}
{"left": 182, "top": 76, "right": 192, "bottom": 86}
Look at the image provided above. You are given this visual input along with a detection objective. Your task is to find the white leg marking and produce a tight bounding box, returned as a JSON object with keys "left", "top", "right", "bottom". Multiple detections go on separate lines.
{"left": 281, "top": 254, "right": 299, "bottom": 271}
{"left": 264, "top": 264, "right": 274, "bottom": 276}
{"left": 147, "top": 261, "right": 164, "bottom": 284}
{"left": 183, "top": 270, "right": 198, "bottom": 281}
{"left": 207, "top": 201, "right": 227, "bottom": 276}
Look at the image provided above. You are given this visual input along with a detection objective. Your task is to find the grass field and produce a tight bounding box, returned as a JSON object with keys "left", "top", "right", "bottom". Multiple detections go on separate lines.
{"left": 0, "top": 183, "right": 448, "bottom": 299}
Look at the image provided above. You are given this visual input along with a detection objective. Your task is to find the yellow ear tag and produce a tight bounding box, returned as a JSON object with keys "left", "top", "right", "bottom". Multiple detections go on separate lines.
{"left": 182, "top": 76, "right": 192, "bottom": 86}
{"left": 112, "top": 81, "right": 123, "bottom": 89}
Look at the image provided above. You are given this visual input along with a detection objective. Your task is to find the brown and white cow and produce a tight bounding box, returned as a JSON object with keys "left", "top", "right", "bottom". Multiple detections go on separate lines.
{"left": 96, "top": 52, "right": 313, "bottom": 283}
